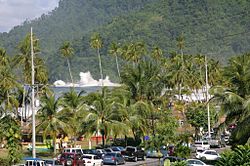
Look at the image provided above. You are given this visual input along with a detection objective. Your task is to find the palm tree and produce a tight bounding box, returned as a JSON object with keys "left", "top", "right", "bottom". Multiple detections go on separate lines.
{"left": 109, "top": 42, "right": 121, "bottom": 80}
{"left": 83, "top": 87, "right": 123, "bottom": 147}
{"left": 210, "top": 53, "right": 250, "bottom": 145}
{"left": 36, "top": 92, "right": 70, "bottom": 154}
{"left": 60, "top": 89, "right": 86, "bottom": 145}
{"left": 90, "top": 33, "right": 104, "bottom": 86}
{"left": 59, "top": 41, "right": 74, "bottom": 84}
{"left": 14, "top": 33, "right": 41, "bottom": 84}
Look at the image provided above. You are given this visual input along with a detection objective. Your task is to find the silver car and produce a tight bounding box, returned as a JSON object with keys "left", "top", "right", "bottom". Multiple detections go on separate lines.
{"left": 103, "top": 152, "right": 126, "bottom": 165}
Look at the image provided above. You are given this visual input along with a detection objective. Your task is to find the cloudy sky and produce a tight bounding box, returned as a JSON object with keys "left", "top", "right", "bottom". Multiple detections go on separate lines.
{"left": 0, "top": 0, "right": 60, "bottom": 32}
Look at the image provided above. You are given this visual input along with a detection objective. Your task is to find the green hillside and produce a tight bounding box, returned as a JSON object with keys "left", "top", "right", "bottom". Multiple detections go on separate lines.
{"left": 0, "top": 0, "right": 250, "bottom": 82}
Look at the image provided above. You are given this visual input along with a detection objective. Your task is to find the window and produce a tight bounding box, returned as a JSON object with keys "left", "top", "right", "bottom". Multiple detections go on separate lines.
{"left": 204, "top": 151, "right": 211, "bottom": 155}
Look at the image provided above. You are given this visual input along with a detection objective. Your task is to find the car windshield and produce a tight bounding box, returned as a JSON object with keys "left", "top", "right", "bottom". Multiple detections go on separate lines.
{"left": 111, "top": 147, "right": 120, "bottom": 151}
{"left": 126, "top": 147, "right": 135, "bottom": 152}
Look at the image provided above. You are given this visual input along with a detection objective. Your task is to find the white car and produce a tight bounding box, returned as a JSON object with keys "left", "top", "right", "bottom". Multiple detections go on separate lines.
{"left": 196, "top": 150, "right": 220, "bottom": 161}
{"left": 194, "top": 141, "right": 210, "bottom": 151}
{"left": 186, "top": 159, "right": 211, "bottom": 165}
{"left": 81, "top": 154, "right": 103, "bottom": 166}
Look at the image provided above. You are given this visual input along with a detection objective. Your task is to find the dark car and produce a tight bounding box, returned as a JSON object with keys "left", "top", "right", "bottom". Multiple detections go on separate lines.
{"left": 121, "top": 146, "right": 145, "bottom": 162}
{"left": 103, "top": 152, "right": 126, "bottom": 165}
{"left": 58, "top": 152, "right": 85, "bottom": 166}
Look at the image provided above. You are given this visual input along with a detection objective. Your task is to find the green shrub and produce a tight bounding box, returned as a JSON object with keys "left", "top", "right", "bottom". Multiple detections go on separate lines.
{"left": 0, "top": 157, "right": 9, "bottom": 166}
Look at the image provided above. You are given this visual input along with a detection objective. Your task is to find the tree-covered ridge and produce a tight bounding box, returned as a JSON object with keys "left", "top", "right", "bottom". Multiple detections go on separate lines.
{"left": 0, "top": 0, "right": 250, "bottom": 82}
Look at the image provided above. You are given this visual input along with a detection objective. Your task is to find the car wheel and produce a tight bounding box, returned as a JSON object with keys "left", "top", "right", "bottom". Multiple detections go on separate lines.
{"left": 142, "top": 155, "right": 145, "bottom": 160}
{"left": 201, "top": 157, "right": 206, "bottom": 161}
{"left": 134, "top": 156, "right": 138, "bottom": 162}
{"left": 114, "top": 160, "right": 118, "bottom": 165}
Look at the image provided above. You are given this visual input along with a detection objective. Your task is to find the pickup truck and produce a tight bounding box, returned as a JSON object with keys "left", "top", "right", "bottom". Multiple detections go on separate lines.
{"left": 121, "top": 146, "right": 145, "bottom": 162}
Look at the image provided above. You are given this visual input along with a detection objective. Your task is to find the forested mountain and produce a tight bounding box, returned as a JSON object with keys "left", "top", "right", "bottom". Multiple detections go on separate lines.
{"left": 0, "top": 0, "right": 250, "bottom": 82}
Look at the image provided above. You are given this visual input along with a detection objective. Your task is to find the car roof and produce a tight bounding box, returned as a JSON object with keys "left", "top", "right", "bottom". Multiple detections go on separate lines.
{"left": 83, "top": 154, "right": 96, "bottom": 157}
{"left": 23, "top": 157, "right": 43, "bottom": 161}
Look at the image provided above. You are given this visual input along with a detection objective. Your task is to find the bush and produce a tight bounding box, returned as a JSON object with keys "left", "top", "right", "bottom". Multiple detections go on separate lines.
{"left": 216, "top": 145, "right": 250, "bottom": 166}
{"left": 0, "top": 158, "right": 9, "bottom": 166}
{"left": 173, "top": 145, "right": 191, "bottom": 159}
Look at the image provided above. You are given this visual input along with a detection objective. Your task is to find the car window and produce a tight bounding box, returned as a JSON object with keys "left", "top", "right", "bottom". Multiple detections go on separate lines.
{"left": 82, "top": 155, "right": 92, "bottom": 159}
{"left": 195, "top": 160, "right": 204, "bottom": 165}
{"left": 94, "top": 156, "right": 101, "bottom": 159}
{"left": 126, "top": 147, "right": 135, "bottom": 152}
{"left": 210, "top": 151, "right": 218, "bottom": 155}
{"left": 105, "top": 149, "right": 112, "bottom": 152}
{"left": 76, "top": 149, "right": 82, "bottom": 153}
{"left": 187, "top": 160, "right": 195, "bottom": 164}
{"left": 204, "top": 151, "right": 211, "bottom": 154}
{"left": 117, "top": 153, "right": 122, "bottom": 157}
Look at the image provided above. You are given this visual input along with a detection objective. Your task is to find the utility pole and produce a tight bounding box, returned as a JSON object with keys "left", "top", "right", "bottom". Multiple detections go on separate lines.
{"left": 31, "top": 27, "right": 36, "bottom": 158}
{"left": 205, "top": 56, "right": 211, "bottom": 138}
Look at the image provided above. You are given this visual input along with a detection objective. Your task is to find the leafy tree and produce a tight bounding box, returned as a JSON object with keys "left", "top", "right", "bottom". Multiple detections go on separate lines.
{"left": 0, "top": 115, "right": 22, "bottom": 165}
{"left": 185, "top": 103, "right": 207, "bottom": 140}
{"left": 211, "top": 53, "right": 250, "bottom": 145}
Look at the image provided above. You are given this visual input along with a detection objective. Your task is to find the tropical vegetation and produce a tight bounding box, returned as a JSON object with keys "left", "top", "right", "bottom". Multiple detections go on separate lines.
{"left": 0, "top": 0, "right": 250, "bottom": 164}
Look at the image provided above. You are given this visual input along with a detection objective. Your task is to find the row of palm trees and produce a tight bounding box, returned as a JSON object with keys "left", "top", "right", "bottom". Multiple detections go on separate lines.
{"left": 0, "top": 32, "right": 250, "bottom": 163}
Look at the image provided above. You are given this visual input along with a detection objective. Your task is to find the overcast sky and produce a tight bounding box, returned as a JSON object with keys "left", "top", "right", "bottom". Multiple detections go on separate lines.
{"left": 0, "top": 0, "right": 60, "bottom": 32}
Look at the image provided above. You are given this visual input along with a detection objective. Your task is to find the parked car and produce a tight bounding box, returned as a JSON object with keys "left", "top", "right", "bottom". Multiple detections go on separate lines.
{"left": 103, "top": 152, "right": 126, "bottom": 165}
{"left": 111, "top": 146, "right": 125, "bottom": 153}
{"left": 194, "top": 141, "right": 210, "bottom": 151}
{"left": 196, "top": 150, "right": 220, "bottom": 161}
{"left": 92, "top": 149, "right": 107, "bottom": 159}
{"left": 208, "top": 137, "right": 223, "bottom": 148}
{"left": 121, "top": 146, "right": 145, "bottom": 161}
{"left": 58, "top": 152, "right": 85, "bottom": 166}
{"left": 146, "top": 149, "right": 163, "bottom": 158}
{"left": 160, "top": 156, "right": 186, "bottom": 166}
{"left": 186, "top": 159, "right": 210, "bottom": 166}
{"left": 81, "top": 154, "right": 103, "bottom": 166}
{"left": 44, "top": 159, "right": 63, "bottom": 166}
{"left": 63, "top": 148, "right": 84, "bottom": 154}
{"left": 23, "top": 157, "right": 45, "bottom": 166}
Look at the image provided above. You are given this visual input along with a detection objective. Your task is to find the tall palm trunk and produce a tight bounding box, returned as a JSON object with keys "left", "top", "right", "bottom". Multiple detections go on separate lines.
{"left": 97, "top": 49, "right": 104, "bottom": 86}
{"left": 115, "top": 54, "right": 121, "bottom": 80}
{"left": 67, "top": 58, "right": 74, "bottom": 85}
{"left": 53, "top": 135, "right": 57, "bottom": 155}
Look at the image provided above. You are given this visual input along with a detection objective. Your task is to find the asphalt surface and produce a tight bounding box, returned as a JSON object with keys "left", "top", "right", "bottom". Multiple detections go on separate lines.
{"left": 103, "top": 158, "right": 160, "bottom": 166}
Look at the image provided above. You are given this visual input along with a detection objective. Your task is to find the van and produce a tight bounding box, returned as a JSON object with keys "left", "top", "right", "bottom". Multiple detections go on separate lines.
{"left": 63, "top": 148, "right": 83, "bottom": 154}
{"left": 194, "top": 141, "right": 210, "bottom": 151}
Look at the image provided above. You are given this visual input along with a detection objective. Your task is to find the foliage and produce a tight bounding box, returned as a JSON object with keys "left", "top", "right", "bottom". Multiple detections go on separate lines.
{"left": 0, "top": 0, "right": 249, "bottom": 82}
{"left": 171, "top": 160, "right": 187, "bottom": 166}
{"left": 0, "top": 115, "right": 22, "bottom": 165}
{"left": 0, "top": 158, "right": 9, "bottom": 166}
{"left": 173, "top": 144, "right": 191, "bottom": 159}
{"left": 216, "top": 145, "right": 250, "bottom": 166}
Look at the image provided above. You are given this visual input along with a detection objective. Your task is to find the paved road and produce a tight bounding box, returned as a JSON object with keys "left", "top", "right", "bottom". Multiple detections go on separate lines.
{"left": 103, "top": 158, "right": 160, "bottom": 166}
